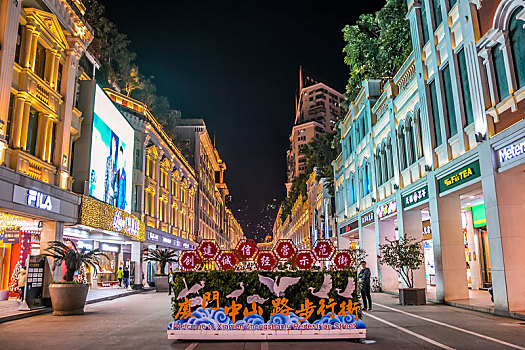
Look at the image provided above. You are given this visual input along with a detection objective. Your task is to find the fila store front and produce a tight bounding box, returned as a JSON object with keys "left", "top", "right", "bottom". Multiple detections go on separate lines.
{"left": 0, "top": 173, "right": 80, "bottom": 301}
{"left": 64, "top": 196, "right": 145, "bottom": 289}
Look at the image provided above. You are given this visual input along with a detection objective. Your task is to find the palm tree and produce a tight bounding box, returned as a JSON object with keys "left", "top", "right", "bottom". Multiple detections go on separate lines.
{"left": 39, "top": 241, "right": 107, "bottom": 282}
{"left": 143, "top": 248, "right": 177, "bottom": 275}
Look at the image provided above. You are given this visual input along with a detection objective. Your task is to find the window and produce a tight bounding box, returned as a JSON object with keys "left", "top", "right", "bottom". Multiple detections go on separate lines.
{"left": 429, "top": 80, "right": 442, "bottom": 146}
{"left": 398, "top": 126, "right": 407, "bottom": 170}
{"left": 362, "top": 161, "right": 371, "bottom": 196}
{"left": 34, "top": 43, "right": 46, "bottom": 80}
{"left": 6, "top": 93, "right": 15, "bottom": 145}
{"left": 133, "top": 185, "right": 140, "bottom": 212}
{"left": 26, "top": 109, "right": 39, "bottom": 155}
{"left": 414, "top": 111, "right": 424, "bottom": 159}
{"left": 432, "top": 0, "right": 442, "bottom": 27}
{"left": 134, "top": 149, "right": 141, "bottom": 170}
{"left": 421, "top": 0, "right": 430, "bottom": 43}
{"left": 449, "top": 0, "right": 458, "bottom": 7}
{"left": 375, "top": 150, "right": 382, "bottom": 186}
{"left": 405, "top": 119, "right": 416, "bottom": 165}
{"left": 492, "top": 44, "right": 509, "bottom": 101}
{"left": 348, "top": 173, "right": 355, "bottom": 205}
{"left": 49, "top": 122, "right": 56, "bottom": 162}
{"left": 56, "top": 62, "right": 63, "bottom": 92}
{"left": 15, "top": 25, "right": 22, "bottom": 64}
{"left": 442, "top": 65, "right": 458, "bottom": 136}
{"left": 457, "top": 49, "right": 474, "bottom": 125}
{"left": 510, "top": 7, "right": 525, "bottom": 89}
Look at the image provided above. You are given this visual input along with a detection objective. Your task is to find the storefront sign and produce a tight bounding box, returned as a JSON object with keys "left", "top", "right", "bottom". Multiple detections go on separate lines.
{"left": 1, "top": 229, "right": 20, "bottom": 243}
{"left": 80, "top": 196, "right": 145, "bottom": 241}
{"left": 162, "top": 237, "right": 173, "bottom": 245}
{"left": 77, "top": 240, "right": 94, "bottom": 251}
{"left": 422, "top": 221, "right": 432, "bottom": 240}
{"left": 147, "top": 232, "right": 160, "bottom": 242}
{"left": 12, "top": 185, "right": 61, "bottom": 214}
{"left": 498, "top": 138, "right": 525, "bottom": 166}
{"left": 438, "top": 161, "right": 481, "bottom": 193}
{"left": 361, "top": 211, "right": 374, "bottom": 226}
{"left": 339, "top": 220, "right": 358, "bottom": 235}
{"left": 403, "top": 186, "right": 428, "bottom": 209}
{"left": 100, "top": 242, "right": 120, "bottom": 253}
{"left": 377, "top": 200, "right": 397, "bottom": 219}
{"left": 471, "top": 204, "right": 486, "bottom": 228}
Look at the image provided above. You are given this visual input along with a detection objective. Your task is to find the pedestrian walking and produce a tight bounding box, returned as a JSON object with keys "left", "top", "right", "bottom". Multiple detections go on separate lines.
{"left": 168, "top": 268, "right": 174, "bottom": 295}
{"left": 358, "top": 261, "right": 372, "bottom": 311}
{"left": 123, "top": 267, "right": 130, "bottom": 288}
{"left": 117, "top": 267, "right": 124, "bottom": 288}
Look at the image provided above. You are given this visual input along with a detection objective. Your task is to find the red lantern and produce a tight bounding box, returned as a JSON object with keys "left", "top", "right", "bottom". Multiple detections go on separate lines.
{"left": 179, "top": 250, "right": 201, "bottom": 271}
{"left": 235, "top": 239, "right": 258, "bottom": 260}
{"left": 255, "top": 251, "right": 278, "bottom": 271}
{"left": 273, "top": 239, "right": 297, "bottom": 260}
{"left": 333, "top": 250, "right": 353, "bottom": 270}
{"left": 197, "top": 240, "right": 219, "bottom": 260}
{"left": 295, "top": 250, "right": 316, "bottom": 270}
{"left": 216, "top": 251, "right": 238, "bottom": 270}
{"left": 313, "top": 240, "right": 334, "bottom": 260}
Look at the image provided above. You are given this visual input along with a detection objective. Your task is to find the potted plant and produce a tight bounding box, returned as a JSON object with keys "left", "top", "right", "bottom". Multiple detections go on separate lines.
{"left": 40, "top": 241, "right": 106, "bottom": 315}
{"left": 379, "top": 237, "right": 426, "bottom": 305}
{"left": 143, "top": 248, "right": 177, "bottom": 292}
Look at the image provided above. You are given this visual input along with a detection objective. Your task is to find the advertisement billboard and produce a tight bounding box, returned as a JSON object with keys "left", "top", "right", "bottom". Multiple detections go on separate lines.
{"left": 88, "top": 85, "right": 134, "bottom": 213}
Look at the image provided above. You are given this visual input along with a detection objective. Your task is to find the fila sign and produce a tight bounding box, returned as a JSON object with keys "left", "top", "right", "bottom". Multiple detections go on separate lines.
{"left": 12, "top": 185, "right": 60, "bottom": 214}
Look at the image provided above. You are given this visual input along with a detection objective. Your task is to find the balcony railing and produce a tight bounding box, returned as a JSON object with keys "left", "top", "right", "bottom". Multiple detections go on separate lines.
{"left": 6, "top": 149, "right": 57, "bottom": 184}
{"left": 14, "top": 66, "right": 63, "bottom": 115}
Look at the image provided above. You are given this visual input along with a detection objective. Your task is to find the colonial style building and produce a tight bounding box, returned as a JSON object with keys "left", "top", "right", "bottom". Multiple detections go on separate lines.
{"left": 333, "top": 0, "right": 525, "bottom": 316}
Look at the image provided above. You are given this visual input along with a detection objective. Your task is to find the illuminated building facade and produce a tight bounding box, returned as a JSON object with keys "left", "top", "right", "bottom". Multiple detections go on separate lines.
{"left": 333, "top": 0, "right": 525, "bottom": 315}
{"left": 0, "top": 0, "right": 92, "bottom": 296}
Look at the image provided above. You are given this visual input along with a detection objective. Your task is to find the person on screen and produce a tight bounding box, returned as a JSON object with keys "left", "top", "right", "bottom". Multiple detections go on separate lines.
{"left": 117, "top": 145, "right": 127, "bottom": 210}
{"left": 104, "top": 134, "right": 118, "bottom": 205}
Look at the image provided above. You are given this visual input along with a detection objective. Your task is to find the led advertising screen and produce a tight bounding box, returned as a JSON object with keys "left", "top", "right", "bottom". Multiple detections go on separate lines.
{"left": 88, "top": 85, "right": 134, "bottom": 213}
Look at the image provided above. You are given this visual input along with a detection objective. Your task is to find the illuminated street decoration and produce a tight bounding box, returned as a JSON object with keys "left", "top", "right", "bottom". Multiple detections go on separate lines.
{"left": 255, "top": 251, "right": 278, "bottom": 271}
{"left": 294, "top": 250, "right": 315, "bottom": 270}
{"left": 197, "top": 240, "right": 219, "bottom": 260}
{"left": 179, "top": 251, "right": 201, "bottom": 271}
{"left": 333, "top": 251, "right": 352, "bottom": 270}
{"left": 216, "top": 251, "right": 238, "bottom": 270}
{"left": 273, "top": 239, "right": 297, "bottom": 260}
{"left": 313, "top": 240, "right": 334, "bottom": 260}
{"left": 235, "top": 239, "right": 258, "bottom": 260}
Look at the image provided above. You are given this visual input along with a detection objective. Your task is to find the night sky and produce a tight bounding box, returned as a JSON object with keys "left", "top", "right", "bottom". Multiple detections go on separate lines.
{"left": 98, "top": 0, "right": 384, "bottom": 239}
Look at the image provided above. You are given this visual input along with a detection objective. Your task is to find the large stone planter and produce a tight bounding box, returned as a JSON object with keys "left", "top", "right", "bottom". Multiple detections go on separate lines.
{"left": 154, "top": 276, "right": 169, "bottom": 292}
{"left": 49, "top": 283, "right": 89, "bottom": 315}
{"left": 399, "top": 288, "right": 426, "bottom": 305}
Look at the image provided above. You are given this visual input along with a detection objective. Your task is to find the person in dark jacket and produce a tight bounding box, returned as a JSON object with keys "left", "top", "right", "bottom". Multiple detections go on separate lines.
{"left": 358, "top": 261, "right": 372, "bottom": 311}
{"left": 123, "top": 268, "right": 130, "bottom": 288}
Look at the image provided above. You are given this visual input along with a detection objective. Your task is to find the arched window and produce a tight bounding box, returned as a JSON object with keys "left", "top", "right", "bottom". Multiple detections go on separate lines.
{"left": 414, "top": 109, "right": 424, "bottom": 160}
{"left": 387, "top": 137, "right": 394, "bottom": 179}
{"left": 362, "top": 159, "right": 371, "bottom": 196}
{"left": 375, "top": 147, "right": 382, "bottom": 186}
{"left": 510, "top": 7, "right": 525, "bottom": 89}
{"left": 347, "top": 172, "right": 355, "bottom": 205}
{"left": 381, "top": 140, "right": 388, "bottom": 182}
{"left": 398, "top": 124, "right": 407, "bottom": 170}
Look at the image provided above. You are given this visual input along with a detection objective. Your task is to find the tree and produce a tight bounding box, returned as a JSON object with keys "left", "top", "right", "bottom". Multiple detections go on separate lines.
{"left": 342, "top": 0, "right": 412, "bottom": 103}
{"left": 39, "top": 241, "right": 107, "bottom": 282}
{"left": 378, "top": 237, "right": 424, "bottom": 288}
{"left": 143, "top": 248, "right": 178, "bottom": 275}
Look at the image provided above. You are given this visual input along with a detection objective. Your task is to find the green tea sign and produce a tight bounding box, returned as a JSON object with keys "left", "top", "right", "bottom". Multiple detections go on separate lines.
{"left": 438, "top": 161, "right": 481, "bottom": 193}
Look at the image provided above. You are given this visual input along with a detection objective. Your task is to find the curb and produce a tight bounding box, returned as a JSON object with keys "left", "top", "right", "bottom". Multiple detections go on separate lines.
{"left": 0, "top": 288, "right": 153, "bottom": 324}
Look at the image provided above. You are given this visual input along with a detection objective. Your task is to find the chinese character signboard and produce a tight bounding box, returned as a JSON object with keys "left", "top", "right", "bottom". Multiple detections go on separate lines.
{"left": 198, "top": 240, "right": 219, "bottom": 260}
{"left": 333, "top": 251, "right": 352, "bottom": 270}
{"left": 216, "top": 251, "right": 238, "bottom": 270}
{"left": 403, "top": 186, "right": 429, "bottom": 209}
{"left": 295, "top": 250, "right": 315, "bottom": 270}
{"left": 180, "top": 251, "right": 201, "bottom": 271}
{"left": 273, "top": 240, "right": 297, "bottom": 260}
{"left": 255, "top": 251, "right": 278, "bottom": 271}
{"left": 313, "top": 240, "right": 334, "bottom": 260}
{"left": 236, "top": 240, "right": 258, "bottom": 260}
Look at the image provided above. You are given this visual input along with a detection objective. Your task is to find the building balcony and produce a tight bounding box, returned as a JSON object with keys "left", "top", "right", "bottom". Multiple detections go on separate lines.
{"left": 5, "top": 148, "right": 57, "bottom": 184}
{"left": 71, "top": 107, "right": 83, "bottom": 134}
{"left": 13, "top": 66, "right": 62, "bottom": 116}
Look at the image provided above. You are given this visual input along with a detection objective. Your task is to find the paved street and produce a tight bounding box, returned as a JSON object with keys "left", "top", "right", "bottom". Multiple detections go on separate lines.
{"left": 1, "top": 292, "right": 524, "bottom": 350}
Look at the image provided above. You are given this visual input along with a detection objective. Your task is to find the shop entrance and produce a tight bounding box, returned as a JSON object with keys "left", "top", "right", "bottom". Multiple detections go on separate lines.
{"left": 478, "top": 228, "right": 492, "bottom": 288}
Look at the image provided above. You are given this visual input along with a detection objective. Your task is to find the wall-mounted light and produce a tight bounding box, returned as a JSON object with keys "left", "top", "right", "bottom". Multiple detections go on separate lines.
{"left": 475, "top": 132, "right": 486, "bottom": 143}
{"left": 393, "top": 184, "right": 399, "bottom": 190}
{"left": 371, "top": 198, "right": 376, "bottom": 203}
{"left": 424, "top": 164, "right": 432, "bottom": 172}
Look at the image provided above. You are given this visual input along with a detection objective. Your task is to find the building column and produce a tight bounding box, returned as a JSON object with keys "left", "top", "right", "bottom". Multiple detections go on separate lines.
{"left": 19, "top": 100, "right": 32, "bottom": 150}
{"left": 377, "top": 219, "right": 398, "bottom": 292}
{"left": 40, "top": 221, "right": 64, "bottom": 298}
{"left": 45, "top": 118, "right": 54, "bottom": 162}
{"left": 360, "top": 224, "right": 378, "bottom": 280}
{"left": 430, "top": 192, "right": 468, "bottom": 302}
{"left": 0, "top": 0, "right": 22, "bottom": 147}
{"left": 28, "top": 30, "right": 40, "bottom": 71}
{"left": 399, "top": 209, "right": 427, "bottom": 289}
{"left": 11, "top": 94, "right": 26, "bottom": 149}
{"left": 130, "top": 241, "right": 143, "bottom": 289}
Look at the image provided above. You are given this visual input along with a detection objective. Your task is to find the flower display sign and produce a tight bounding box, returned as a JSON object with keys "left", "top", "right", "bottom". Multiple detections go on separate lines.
{"left": 294, "top": 250, "right": 315, "bottom": 270}
{"left": 333, "top": 250, "right": 352, "bottom": 270}
{"left": 235, "top": 239, "right": 258, "bottom": 260}
{"left": 197, "top": 240, "right": 219, "bottom": 260}
{"left": 273, "top": 240, "right": 297, "bottom": 261}
{"left": 313, "top": 240, "right": 334, "bottom": 261}
{"left": 216, "top": 251, "right": 238, "bottom": 270}
{"left": 180, "top": 250, "right": 201, "bottom": 271}
{"left": 255, "top": 251, "right": 278, "bottom": 271}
